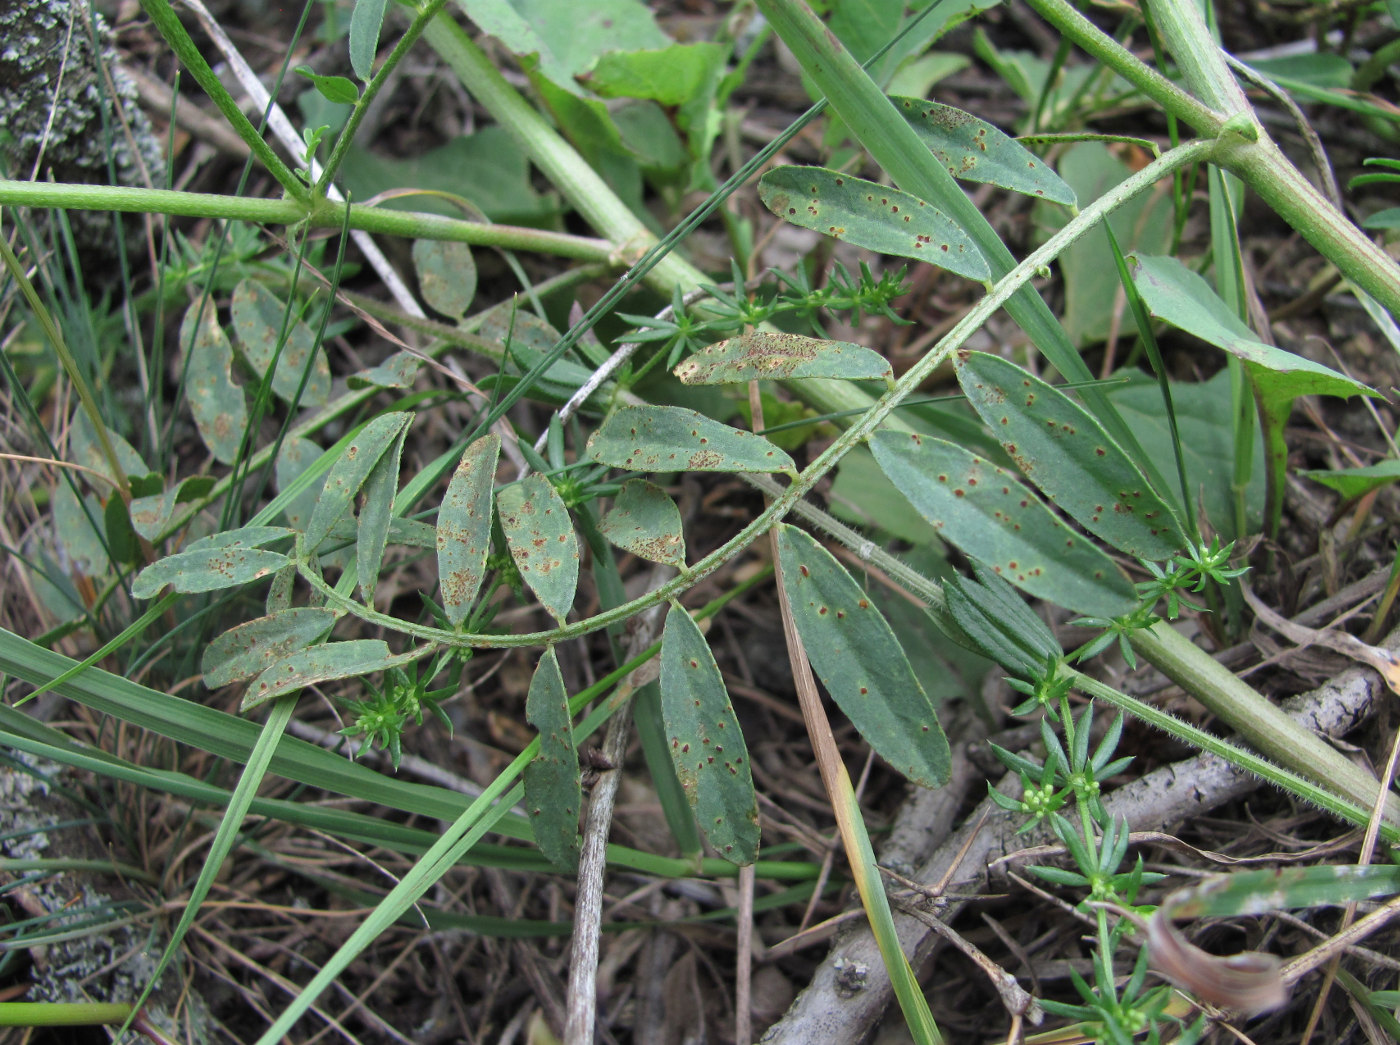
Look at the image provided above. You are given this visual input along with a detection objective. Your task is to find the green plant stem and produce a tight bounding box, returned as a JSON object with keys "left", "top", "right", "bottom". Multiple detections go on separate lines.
{"left": 421, "top": 13, "right": 706, "bottom": 296}
{"left": 0, "top": 1003, "right": 135, "bottom": 1027}
{"left": 1125, "top": 620, "right": 1400, "bottom": 828}
{"left": 0, "top": 180, "right": 613, "bottom": 260}
{"left": 296, "top": 139, "right": 1218, "bottom": 650}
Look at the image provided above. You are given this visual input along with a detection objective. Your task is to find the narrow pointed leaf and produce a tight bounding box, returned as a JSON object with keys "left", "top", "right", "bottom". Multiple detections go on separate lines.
{"left": 674, "top": 332, "right": 892, "bottom": 385}
{"left": 522, "top": 648, "right": 581, "bottom": 873}
{"left": 412, "top": 239, "right": 477, "bottom": 319}
{"left": 184, "top": 526, "right": 295, "bottom": 553}
{"left": 230, "top": 278, "right": 331, "bottom": 406}
{"left": 348, "top": 0, "right": 389, "bottom": 79}
{"left": 305, "top": 413, "right": 413, "bottom": 551}
{"left": 598, "top": 479, "right": 686, "bottom": 567}
{"left": 437, "top": 434, "right": 500, "bottom": 627}
{"left": 498, "top": 475, "right": 579, "bottom": 624}
{"left": 775, "top": 524, "right": 950, "bottom": 788}
{"left": 202, "top": 607, "right": 338, "bottom": 688}
{"left": 357, "top": 423, "right": 407, "bottom": 604}
{"left": 1298, "top": 461, "right": 1400, "bottom": 501}
{"left": 180, "top": 299, "right": 247, "bottom": 464}
{"left": 131, "top": 546, "right": 289, "bottom": 599}
{"left": 660, "top": 603, "right": 760, "bottom": 864}
{"left": 586, "top": 405, "right": 795, "bottom": 475}
{"left": 894, "top": 97, "right": 1076, "bottom": 205}
{"left": 1164, "top": 865, "right": 1400, "bottom": 921}
{"left": 870, "top": 430, "right": 1136, "bottom": 617}
{"left": 955, "top": 351, "right": 1186, "bottom": 559}
{"left": 758, "top": 166, "right": 989, "bottom": 280}
{"left": 241, "top": 639, "right": 402, "bottom": 711}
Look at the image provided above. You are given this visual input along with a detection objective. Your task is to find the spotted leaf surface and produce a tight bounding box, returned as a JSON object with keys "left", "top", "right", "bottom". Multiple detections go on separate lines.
{"left": 241, "top": 639, "right": 403, "bottom": 711}
{"left": 758, "top": 166, "right": 989, "bottom": 280}
{"left": 413, "top": 239, "right": 477, "bottom": 319}
{"left": 437, "top": 434, "right": 500, "bottom": 627}
{"left": 180, "top": 300, "right": 247, "bottom": 464}
{"left": 586, "top": 405, "right": 795, "bottom": 475}
{"left": 131, "top": 545, "right": 289, "bottom": 599}
{"left": 523, "top": 647, "right": 581, "bottom": 873}
{"left": 659, "top": 603, "right": 759, "bottom": 865}
{"left": 229, "top": 278, "right": 330, "bottom": 406}
{"left": 128, "top": 475, "right": 216, "bottom": 542}
{"left": 955, "top": 351, "right": 1186, "bottom": 560}
{"left": 304, "top": 413, "right": 413, "bottom": 551}
{"left": 674, "top": 332, "right": 892, "bottom": 385}
{"left": 357, "top": 421, "right": 407, "bottom": 604}
{"left": 598, "top": 479, "right": 686, "bottom": 567}
{"left": 498, "top": 475, "right": 579, "bottom": 624}
{"left": 776, "top": 524, "right": 950, "bottom": 789}
{"left": 348, "top": 351, "right": 422, "bottom": 390}
{"left": 870, "top": 430, "right": 1136, "bottom": 618}
{"left": 202, "top": 607, "right": 337, "bottom": 688}
{"left": 893, "top": 97, "right": 1076, "bottom": 205}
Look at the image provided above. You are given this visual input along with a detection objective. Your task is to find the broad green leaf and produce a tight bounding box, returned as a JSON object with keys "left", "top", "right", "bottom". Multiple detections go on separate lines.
{"left": 893, "top": 97, "right": 1076, "bottom": 205}
{"left": 870, "top": 430, "right": 1136, "bottom": 617}
{"left": 598, "top": 479, "right": 686, "bottom": 567}
{"left": 241, "top": 640, "right": 399, "bottom": 711}
{"left": 1132, "top": 253, "right": 1376, "bottom": 531}
{"left": 586, "top": 405, "right": 795, "bottom": 475}
{"left": 955, "top": 352, "right": 1185, "bottom": 559}
{"left": 305, "top": 412, "right": 413, "bottom": 551}
{"left": 203, "top": 607, "right": 338, "bottom": 688}
{"left": 498, "top": 475, "right": 579, "bottom": 624}
{"left": 184, "top": 526, "right": 296, "bottom": 553}
{"left": 347, "top": 0, "right": 388, "bottom": 80}
{"left": 348, "top": 351, "right": 422, "bottom": 390}
{"left": 582, "top": 42, "right": 727, "bottom": 107}
{"left": 357, "top": 422, "right": 407, "bottom": 605}
{"left": 454, "top": 0, "right": 668, "bottom": 96}
{"left": 229, "top": 278, "right": 331, "bottom": 406}
{"left": 180, "top": 299, "right": 247, "bottom": 465}
{"left": 412, "top": 239, "right": 477, "bottom": 319}
{"left": 295, "top": 64, "right": 360, "bottom": 103}
{"left": 522, "top": 648, "right": 581, "bottom": 873}
{"left": 674, "top": 332, "right": 892, "bottom": 385}
{"left": 759, "top": 166, "right": 989, "bottom": 280}
{"left": 775, "top": 524, "right": 951, "bottom": 788}
{"left": 437, "top": 433, "right": 500, "bottom": 627}
{"left": 659, "top": 603, "right": 759, "bottom": 864}
{"left": 131, "top": 546, "right": 289, "bottom": 599}
{"left": 1298, "top": 460, "right": 1400, "bottom": 501}
{"left": 51, "top": 482, "right": 106, "bottom": 576}
{"left": 128, "top": 476, "right": 217, "bottom": 542}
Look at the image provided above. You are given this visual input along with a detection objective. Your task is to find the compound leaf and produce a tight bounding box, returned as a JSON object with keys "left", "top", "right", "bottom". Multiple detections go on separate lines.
{"left": 305, "top": 413, "right": 413, "bottom": 552}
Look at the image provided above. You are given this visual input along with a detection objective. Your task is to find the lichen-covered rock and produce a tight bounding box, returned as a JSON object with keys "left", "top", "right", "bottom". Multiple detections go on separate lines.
{"left": 0, "top": 0, "right": 164, "bottom": 253}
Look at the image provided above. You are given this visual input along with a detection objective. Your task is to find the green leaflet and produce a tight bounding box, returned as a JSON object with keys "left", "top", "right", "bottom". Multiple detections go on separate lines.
{"left": 674, "top": 332, "right": 892, "bottom": 385}
{"left": 180, "top": 299, "right": 247, "bottom": 465}
{"left": 522, "top": 647, "right": 581, "bottom": 873}
{"left": 892, "top": 97, "right": 1076, "bottom": 205}
{"left": 437, "top": 433, "right": 500, "bottom": 627}
{"left": 348, "top": 351, "right": 422, "bottom": 390}
{"left": 229, "top": 278, "right": 330, "bottom": 406}
{"left": 184, "top": 526, "right": 296, "bottom": 552}
{"left": 202, "top": 608, "right": 338, "bottom": 688}
{"left": 412, "top": 239, "right": 477, "bottom": 319}
{"left": 758, "top": 166, "right": 989, "bottom": 281}
{"left": 597, "top": 479, "right": 686, "bottom": 567}
{"left": 586, "top": 405, "right": 795, "bottom": 475}
{"left": 241, "top": 640, "right": 404, "bottom": 711}
{"left": 480, "top": 308, "right": 594, "bottom": 400}
{"left": 659, "top": 603, "right": 760, "bottom": 865}
{"left": 498, "top": 475, "right": 579, "bottom": 625}
{"left": 955, "top": 351, "right": 1186, "bottom": 560}
{"left": 348, "top": 0, "right": 388, "bottom": 79}
{"left": 1132, "top": 254, "right": 1377, "bottom": 533}
{"left": 357, "top": 422, "right": 408, "bottom": 605}
{"left": 775, "top": 524, "right": 950, "bottom": 789}
{"left": 934, "top": 566, "right": 1062, "bottom": 679}
{"left": 869, "top": 430, "right": 1136, "bottom": 618}
{"left": 1298, "top": 460, "right": 1400, "bottom": 501}
{"left": 131, "top": 545, "right": 289, "bottom": 599}
{"left": 304, "top": 412, "right": 414, "bottom": 552}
